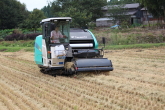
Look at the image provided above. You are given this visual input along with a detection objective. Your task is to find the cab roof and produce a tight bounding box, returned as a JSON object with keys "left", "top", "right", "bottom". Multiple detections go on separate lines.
{"left": 41, "top": 17, "right": 72, "bottom": 23}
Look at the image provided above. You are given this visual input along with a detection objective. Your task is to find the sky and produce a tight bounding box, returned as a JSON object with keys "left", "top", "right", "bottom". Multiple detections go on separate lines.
{"left": 18, "top": 0, "right": 53, "bottom": 11}
{"left": 18, "top": 0, "right": 110, "bottom": 11}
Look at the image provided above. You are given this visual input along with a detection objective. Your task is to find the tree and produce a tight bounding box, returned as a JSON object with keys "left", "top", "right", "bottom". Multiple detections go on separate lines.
{"left": 78, "top": 0, "right": 107, "bottom": 21}
{"left": 0, "top": 0, "right": 29, "bottom": 29}
{"left": 24, "top": 9, "right": 46, "bottom": 32}
{"left": 120, "top": 0, "right": 136, "bottom": 4}
{"left": 107, "top": 3, "right": 130, "bottom": 26}
{"left": 41, "top": 4, "right": 53, "bottom": 18}
{"left": 136, "top": 0, "right": 165, "bottom": 22}
{"left": 58, "top": 6, "right": 92, "bottom": 27}
{"left": 50, "top": 0, "right": 106, "bottom": 22}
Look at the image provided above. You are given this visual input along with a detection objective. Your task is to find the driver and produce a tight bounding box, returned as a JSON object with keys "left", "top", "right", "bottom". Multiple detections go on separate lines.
{"left": 50, "top": 26, "right": 66, "bottom": 43}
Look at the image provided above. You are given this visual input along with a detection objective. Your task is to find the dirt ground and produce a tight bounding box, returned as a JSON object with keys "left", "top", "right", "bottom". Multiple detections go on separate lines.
{"left": 0, "top": 47, "right": 165, "bottom": 110}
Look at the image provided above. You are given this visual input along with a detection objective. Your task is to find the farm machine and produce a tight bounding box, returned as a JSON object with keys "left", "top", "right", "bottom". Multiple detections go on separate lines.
{"left": 34, "top": 17, "right": 113, "bottom": 75}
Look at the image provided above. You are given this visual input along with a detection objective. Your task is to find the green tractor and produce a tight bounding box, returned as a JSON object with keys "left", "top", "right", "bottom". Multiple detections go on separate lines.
{"left": 34, "top": 17, "right": 113, "bottom": 75}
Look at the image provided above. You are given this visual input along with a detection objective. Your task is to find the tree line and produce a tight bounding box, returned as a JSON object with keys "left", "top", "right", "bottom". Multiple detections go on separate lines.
{"left": 0, "top": 0, "right": 45, "bottom": 31}
{"left": 0, "top": 0, "right": 165, "bottom": 30}
{"left": 42, "top": 0, "right": 107, "bottom": 28}
{"left": 0, "top": 0, "right": 107, "bottom": 30}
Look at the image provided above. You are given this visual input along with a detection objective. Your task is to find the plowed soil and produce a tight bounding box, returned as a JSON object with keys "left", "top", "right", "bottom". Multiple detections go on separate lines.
{"left": 0, "top": 47, "right": 165, "bottom": 110}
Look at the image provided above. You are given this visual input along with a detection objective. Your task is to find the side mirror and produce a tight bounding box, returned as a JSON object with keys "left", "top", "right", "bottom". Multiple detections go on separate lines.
{"left": 102, "top": 37, "right": 105, "bottom": 48}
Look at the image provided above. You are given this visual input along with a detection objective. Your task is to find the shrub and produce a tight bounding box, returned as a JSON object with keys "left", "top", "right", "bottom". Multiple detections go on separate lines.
{"left": 88, "top": 22, "right": 96, "bottom": 29}
{"left": 1, "top": 28, "right": 41, "bottom": 41}
{"left": 0, "top": 29, "right": 14, "bottom": 40}
{"left": 5, "top": 33, "right": 25, "bottom": 41}
{"left": 26, "top": 33, "right": 41, "bottom": 40}
{"left": 4, "top": 32, "right": 41, "bottom": 41}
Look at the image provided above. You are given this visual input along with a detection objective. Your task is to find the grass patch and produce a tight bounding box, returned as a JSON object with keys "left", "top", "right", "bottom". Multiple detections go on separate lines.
{"left": 0, "top": 46, "right": 33, "bottom": 52}
{"left": 92, "top": 28, "right": 165, "bottom": 45}
{"left": 1, "top": 43, "right": 165, "bottom": 52}
{"left": 0, "top": 40, "right": 34, "bottom": 47}
{"left": 0, "top": 40, "right": 34, "bottom": 52}
{"left": 103, "top": 43, "right": 165, "bottom": 50}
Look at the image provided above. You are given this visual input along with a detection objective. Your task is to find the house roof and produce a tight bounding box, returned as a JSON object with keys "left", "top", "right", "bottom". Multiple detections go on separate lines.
{"left": 104, "top": 10, "right": 137, "bottom": 17}
{"left": 96, "top": 18, "right": 113, "bottom": 21}
{"left": 102, "top": 3, "right": 140, "bottom": 10}
{"left": 126, "top": 10, "right": 137, "bottom": 15}
{"left": 124, "top": 3, "right": 140, "bottom": 8}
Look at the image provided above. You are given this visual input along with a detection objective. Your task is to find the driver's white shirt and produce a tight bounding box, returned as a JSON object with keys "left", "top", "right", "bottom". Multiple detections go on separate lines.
{"left": 50, "top": 30, "right": 63, "bottom": 43}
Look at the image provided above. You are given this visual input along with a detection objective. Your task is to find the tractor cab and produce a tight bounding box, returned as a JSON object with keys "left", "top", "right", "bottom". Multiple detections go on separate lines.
{"left": 35, "top": 17, "right": 72, "bottom": 68}
{"left": 40, "top": 17, "right": 72, "bottom": 59}
{"left": 41, "top": 17, "right": 72, "bottom": 45}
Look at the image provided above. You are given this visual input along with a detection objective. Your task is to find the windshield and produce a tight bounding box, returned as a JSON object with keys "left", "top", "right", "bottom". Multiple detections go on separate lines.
{"left": 42, "top": 21, "right": 70, "bottom": 44}
{"left": 59, "top": 21, "right": 70, "bottom": 43}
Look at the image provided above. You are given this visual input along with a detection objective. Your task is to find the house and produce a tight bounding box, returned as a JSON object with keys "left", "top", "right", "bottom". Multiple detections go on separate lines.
{"left": 96, "top": 18, "right": 114, "bottom": 27}
{"left": 96, "top": 3, "right": 143, "bottom": 26}
{"left": 96, "top": 3, "right": 142, "bottom": 27}
{"left": 97, "top": 3, "right": 164, "bottom": 27}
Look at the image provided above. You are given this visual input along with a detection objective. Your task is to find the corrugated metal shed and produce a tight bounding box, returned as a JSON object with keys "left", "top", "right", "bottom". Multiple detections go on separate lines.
{"left": 96, "top": 18, "right": 114, "bottom": 27}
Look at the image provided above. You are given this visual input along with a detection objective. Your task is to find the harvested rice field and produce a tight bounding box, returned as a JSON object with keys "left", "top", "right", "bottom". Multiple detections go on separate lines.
{"left": 0, "top": 47, "right": 165, "bottom": 110}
